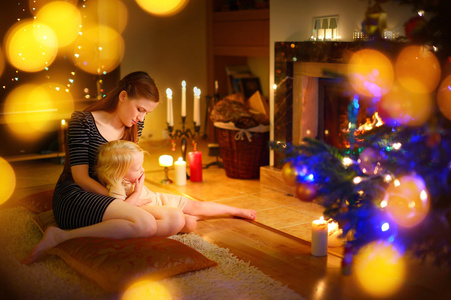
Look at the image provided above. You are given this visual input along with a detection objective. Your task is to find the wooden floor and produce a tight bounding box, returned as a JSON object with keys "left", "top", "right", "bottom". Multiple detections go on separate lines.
{"left": 4, "top": 139, "right": 451, "bottom": 299}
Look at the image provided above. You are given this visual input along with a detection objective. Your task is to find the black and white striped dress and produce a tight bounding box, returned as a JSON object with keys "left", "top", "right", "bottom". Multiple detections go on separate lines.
{"left": 52, "top": 111, "right": 143, "bottom": 229}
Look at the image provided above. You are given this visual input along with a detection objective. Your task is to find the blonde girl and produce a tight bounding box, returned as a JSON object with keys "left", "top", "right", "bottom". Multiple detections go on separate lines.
{"left": 96, "top": 140, "right": 257, "bottom": 233}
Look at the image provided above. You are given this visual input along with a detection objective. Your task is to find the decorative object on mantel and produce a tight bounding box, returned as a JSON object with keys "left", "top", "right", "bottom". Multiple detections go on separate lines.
{"left": 362, "top": 0, "right": 387, "bottom": 38}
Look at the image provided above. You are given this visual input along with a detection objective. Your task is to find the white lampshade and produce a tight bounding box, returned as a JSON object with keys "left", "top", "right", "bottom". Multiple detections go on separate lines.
{"left": 159, "top": 155, "right": 173, "bottom": 167}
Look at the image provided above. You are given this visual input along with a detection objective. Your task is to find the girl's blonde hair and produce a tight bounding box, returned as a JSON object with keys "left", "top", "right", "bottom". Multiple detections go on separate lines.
{"left": 96, "top": 140, "right": 146, "bottom": 189}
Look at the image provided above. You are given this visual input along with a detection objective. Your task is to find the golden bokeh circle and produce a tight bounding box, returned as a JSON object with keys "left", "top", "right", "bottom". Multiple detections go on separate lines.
{"left": 72, "top": 25, "right": 125, "bottom": 75}
{"left": 82, "top": 0, "right": 128, "bottom": 33}
{"left": 35, "top": 1, "right": 82, "bottom": 48}
{"left": 4, "top": 84, "right": 57, "bottom": 140}
{"left": 348, "top": 49, "right": 394, "bottom": 98}
{"left": 353, "top": 241, "right": 405, "bottom": 298}
{"left": 386, "top": 175, "right": 430, "bottom": 228}
{"left": 135, "top": 0, "right": 188, "bottom": 17}
{"left": 437, "top": 75, "right": 451, "bottom": 121}
{"left": 395, "top": 45, "right": 441, "bottom": 93}
{"left": 378, "top": 83, "right": 433, "bottom": 127}
{"left": 4, "top": 20, "right": 58, "bottom": 72}
{"left": 0, "top": 157, "right": 16, "bottom": 205}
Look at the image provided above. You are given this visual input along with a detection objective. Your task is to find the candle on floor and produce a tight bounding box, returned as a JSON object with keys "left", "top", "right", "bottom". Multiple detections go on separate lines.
{"left": 311, "top": 216, "right": 328, "bottom": 256}
{"left": 188, "top": 151, "right": 202, "bottom": 182}
{"left": 174, "top": 157, "right": 187, "bottom": 186}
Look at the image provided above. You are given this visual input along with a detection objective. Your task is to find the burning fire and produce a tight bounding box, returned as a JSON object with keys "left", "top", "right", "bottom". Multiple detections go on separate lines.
{"left": 357, "top": 112, "right": 384, "bottom": 132}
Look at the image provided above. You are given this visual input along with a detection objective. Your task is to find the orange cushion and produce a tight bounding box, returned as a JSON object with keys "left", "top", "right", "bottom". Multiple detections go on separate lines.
{"left": 18, "top": 189, "right": 54, "bottom": 213}
{"left": 46, "top": 236, "right": 217, "bottom": 292}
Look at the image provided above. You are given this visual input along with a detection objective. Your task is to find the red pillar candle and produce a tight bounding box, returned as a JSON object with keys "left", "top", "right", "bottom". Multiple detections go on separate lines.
{"left": 188, "top": 151, "right": 202, "bottom": 182}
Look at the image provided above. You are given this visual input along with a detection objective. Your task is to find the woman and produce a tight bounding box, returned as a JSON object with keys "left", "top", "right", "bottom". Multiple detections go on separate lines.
{"left": 24, "top": 71, "right": 186, "bottom": 264}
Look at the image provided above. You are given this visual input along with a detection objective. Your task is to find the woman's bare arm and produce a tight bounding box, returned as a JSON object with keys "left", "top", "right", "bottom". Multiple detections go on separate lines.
{"left": 71, "top": 165, "right": 109, "bottom": 196}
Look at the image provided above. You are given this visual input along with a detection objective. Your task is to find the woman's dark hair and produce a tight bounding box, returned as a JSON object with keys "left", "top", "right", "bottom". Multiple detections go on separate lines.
{"left": 84, "top": 71, "right": 159, "bottom": 141}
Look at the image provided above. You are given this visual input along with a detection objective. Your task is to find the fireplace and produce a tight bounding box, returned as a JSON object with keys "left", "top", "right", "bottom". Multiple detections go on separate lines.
{"left": 272, "top": 41, "right": 400, "bottom": 167}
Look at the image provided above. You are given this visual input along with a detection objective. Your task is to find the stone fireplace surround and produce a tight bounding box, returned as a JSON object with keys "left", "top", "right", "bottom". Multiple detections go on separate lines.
{"left": 260, "top": 41, "right": 402, "bottom": 194}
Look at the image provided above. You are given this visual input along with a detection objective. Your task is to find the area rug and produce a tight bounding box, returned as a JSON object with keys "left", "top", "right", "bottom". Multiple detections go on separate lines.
{"left": 0, "top": 207, "right": 304, "bottom": 300}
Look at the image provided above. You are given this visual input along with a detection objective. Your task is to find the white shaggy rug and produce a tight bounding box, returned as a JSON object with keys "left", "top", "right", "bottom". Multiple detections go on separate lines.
{"left": 0, "top": 207, "right": 304, "bottom": 300}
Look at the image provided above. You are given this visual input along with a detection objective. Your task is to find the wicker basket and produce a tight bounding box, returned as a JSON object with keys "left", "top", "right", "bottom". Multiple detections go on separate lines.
{"left": 216, "top": 126, "right": 269, "bottom": 179}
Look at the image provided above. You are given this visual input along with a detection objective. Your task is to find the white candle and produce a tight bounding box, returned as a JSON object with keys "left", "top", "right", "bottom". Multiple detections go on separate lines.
{"left": 181, "top": 80, "right": 186, "bottom": 117}
{"left": 166, "top": 88, "right": 173, "bottom": 126}
{"left": 159, "top": 155, "right": 173, "bottom": 167}
{"left": 193, "top": 87, "right": 201, "bottom": 126}
{"left": 311, "top": 216, "right": 328, "bottom": 256}
{"left": 174, "top": 157, "right": 187, "bottom": 186}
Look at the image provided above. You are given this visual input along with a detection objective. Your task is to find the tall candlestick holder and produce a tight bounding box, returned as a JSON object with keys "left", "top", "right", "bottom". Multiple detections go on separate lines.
{"left": 168, "top": 116, "right": 201, "bottom": 163}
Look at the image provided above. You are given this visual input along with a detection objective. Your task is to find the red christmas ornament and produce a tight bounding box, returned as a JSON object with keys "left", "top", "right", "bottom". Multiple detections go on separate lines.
{"left": 404, "top": 15, "right": 428, "bottom": 42}
{"left": 296, "top": 182, "right": 317, "bottom": 202}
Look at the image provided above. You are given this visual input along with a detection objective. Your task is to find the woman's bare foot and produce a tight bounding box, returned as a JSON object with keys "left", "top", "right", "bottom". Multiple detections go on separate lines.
{"left": 22, "top": 226, "right": 65, "bottom": 265}
{"left": 234, "top": 208, "right": 257, "bottom": 220}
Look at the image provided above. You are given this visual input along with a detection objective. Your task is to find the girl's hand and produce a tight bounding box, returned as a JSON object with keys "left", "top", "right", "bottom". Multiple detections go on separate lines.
{"left": 134, "top": 173, "right": 145, "bottom": 194}
{"left": 129, "top": 173, "right": 151, "bottom": 206}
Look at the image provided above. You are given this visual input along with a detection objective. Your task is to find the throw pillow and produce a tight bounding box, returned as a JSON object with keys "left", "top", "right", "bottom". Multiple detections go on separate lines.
{"left": 30, "top": 209, "right": 217, "bottom": 293}
{"left": 18, "top": 189, "right": 53, "bottom": 213}
{"left": 46, "top": 236, "right": 217, "bottom": 292}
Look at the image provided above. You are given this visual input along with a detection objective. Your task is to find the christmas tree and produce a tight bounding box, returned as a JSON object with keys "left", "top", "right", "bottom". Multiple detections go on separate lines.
{"left": 272, "top": 0, "right": 451, "bottom": 269}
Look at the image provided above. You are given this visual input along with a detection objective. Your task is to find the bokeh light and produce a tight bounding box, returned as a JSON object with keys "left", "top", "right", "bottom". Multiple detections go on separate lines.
{"left": 348, "top": 49, "right": 394, "bottom": 98}
{"left": 122, "top": 280, "right": 173, "bottom": 300}
{"left": 83, "top": 0, "right": 128, "bottom": 33}
{"left": 353, "top": 241, "right": 405, "bottom": 298}
{"left": 378, "top": 83, "right": 433, "bottom": 127}
{"left": 437, "top": 75, "right": 451, "bottom": 121}
{"left": 0, "top": 46, "right": 5, "bottom": 78}
{"left": 395, "top": 45, "right": 441, "bottom": 93}
{"left": 4, "top": 20, "right": 58, "bottom": 72}
{"left": 35, "top": 1, "right": 82, "bottom": 48}
{"left": 72, "top": 25, "right": 124, "bottom": 75}
{"left": 29, "top": 0, "right": 79, "bottom": 16}
{"left": 3, "top": 84, "right": 62, "bottom": 140}
{"left": 38, "top": 81, "right": 75, "bottom": 118}
{"left": 0, "top": 157, "right": 16, "bottom": 205}
{"left": 358, "top": 147, "right": 380, "bottom": 175}
{"left": 385, "top": 175, "right": 430, "bottom": 228}
{"left": 281, "top": 161, "right": 298, "bottom": 186}
{"left": 135, "top": 0, "right": 188, "bottom": 16}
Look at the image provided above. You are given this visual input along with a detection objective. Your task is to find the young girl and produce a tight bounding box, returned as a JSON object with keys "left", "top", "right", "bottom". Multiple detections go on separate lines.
{"left": 96, "top": 140, "right": 257, "bottom": 232}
